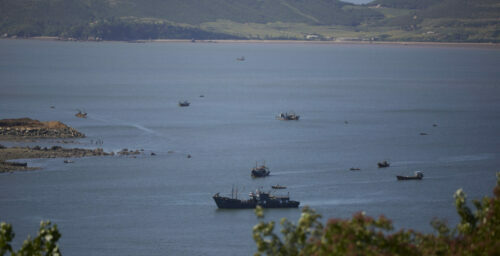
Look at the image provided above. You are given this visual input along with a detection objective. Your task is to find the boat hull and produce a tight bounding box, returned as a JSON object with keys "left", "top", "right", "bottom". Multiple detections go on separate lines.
{"left": 396, "top": 176, "right": 423, "bottom": 180}
{"left": 276, "top": 116, "right": 300, "bottom": 121}
{"left": 378, "top": 162, "right": 390, "bottom": 168}
{"left": 251, "top": 170, "right": 270, "bottom": 177}
{"left": 272, "top": 186, "right": 286, "bottom": 189}
{"left": 213, "top": 196, "right": 299, "bottom": 209}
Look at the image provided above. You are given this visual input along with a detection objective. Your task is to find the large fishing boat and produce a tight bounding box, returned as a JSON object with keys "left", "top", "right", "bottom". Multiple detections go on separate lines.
{"left": 251, "top": 162, "right": 270, "bottom": 177}
{"left": 213, "top": 188, "right": 299, "bottom": 209}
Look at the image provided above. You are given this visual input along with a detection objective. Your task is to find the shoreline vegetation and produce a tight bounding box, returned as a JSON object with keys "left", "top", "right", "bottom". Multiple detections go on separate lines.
{"left": 2, "top": 37, "right": 499, "bottom": 49}
{"left": 0, "top": 0, "right": 500, "bottom": 43}
{"left": 2, "top": 1, "right": 498, "bottom": 46}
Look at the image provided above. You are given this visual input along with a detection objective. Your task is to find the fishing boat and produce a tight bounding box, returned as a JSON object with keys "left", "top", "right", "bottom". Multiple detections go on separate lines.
{"left": 213, "top": 188, "right": 299, "bottom": 209}
{"left": 75, "top": 110, "right": 87, "bottom": 118}
{"left": 276, "top": 112, "right": 300, "bottom": 121}
{"left": 397, "top": 171, "right": 424, "bottom": 180}
{"left": 377, "top": 161, "right": 390, "bottom": 168}
{"left": 236, "top": 56, "right": 245, "bottom": 61}
{"left": 251, "top": 161, "right": 270, "bottom": 178}
{"left": 178, "top": 100, "right": 190, "bottom": 107}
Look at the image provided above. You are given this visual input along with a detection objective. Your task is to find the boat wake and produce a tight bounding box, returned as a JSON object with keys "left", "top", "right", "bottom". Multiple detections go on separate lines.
{"left": 304, "top": 198, "right": 373, "bottom": 207}
{"left": 272, "top": 168, "right": 330, "bottom": 175}
{"left": 129, "top": 123, "right": 160, "bottom": 136}
{"left": 87, "top": 114, "right": 166, "bottom": 138}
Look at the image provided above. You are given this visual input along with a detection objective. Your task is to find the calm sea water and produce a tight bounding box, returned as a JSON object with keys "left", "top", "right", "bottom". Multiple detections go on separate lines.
{"left": 0, "top": 39, "right": 499, "bottom": 255}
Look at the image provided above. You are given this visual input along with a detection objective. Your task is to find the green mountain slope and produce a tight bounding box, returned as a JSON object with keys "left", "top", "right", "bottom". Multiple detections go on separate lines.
{"left": 368, "top": 0, "right": 500, "bottom": 42}
{"left": 0, "top": 0, "right": 383, "bottom": 39}
{"left": 0, "top": 0, "right": 498, "bottom": 42}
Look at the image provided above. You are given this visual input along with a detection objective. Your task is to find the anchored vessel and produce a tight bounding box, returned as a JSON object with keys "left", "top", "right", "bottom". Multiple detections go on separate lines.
{"left": 251, "top": 162, "right": 270, "bottom": 177}
{"left": 178, "top": 100, "right": 190, "bottom": 107}
{"left": 213, "top": 189, "right": 299, "bottom": 209}
{"left": 75, "top": 110, "right": 87, "bottom": 118}
{"left": 276, "top": 112, "right": 300, "bottom": 121}
{"left": 397, "top": 171, "right": 424, "bottom": 180}
{"left": 377, "top": 161, "right": 390, "bottom": 168}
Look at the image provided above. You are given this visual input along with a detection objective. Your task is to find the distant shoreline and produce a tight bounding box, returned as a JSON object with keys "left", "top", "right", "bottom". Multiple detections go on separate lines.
{"left": 152, "top": 39, "right": 500, "bottom": 48}
{"left": 3, "top": 37, "right": 499, "bottom": 49}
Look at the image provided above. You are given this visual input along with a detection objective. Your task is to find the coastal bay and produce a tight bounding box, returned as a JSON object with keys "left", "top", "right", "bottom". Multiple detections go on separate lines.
{"left": 0, "top": 40, "right": 499, "bottom": 256}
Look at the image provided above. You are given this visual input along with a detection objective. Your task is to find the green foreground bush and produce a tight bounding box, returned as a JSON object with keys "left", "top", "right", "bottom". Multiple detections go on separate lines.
{"left": 253, "top": 173, "right": 500, "bottom": 255}
{"left": 0, "top": 221, "right": 61, "bottom": 256}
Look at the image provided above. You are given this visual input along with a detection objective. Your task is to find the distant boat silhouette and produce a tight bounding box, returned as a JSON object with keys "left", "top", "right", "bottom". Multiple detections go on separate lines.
{"left": 397, "top": 171, "right": 424, "bottom": 180}
{"left": 377, "top": 161, "right": 390, "bottom": 168}
{"left": 75, "top": 109, "right": 87, "bottom": 118}
{"left": 276, "top": 112, "right": 300, "bottom": 121}
{"left": 272, "top": 184, "right": 287, "bottom": 189}
{"left": 178, "top": 100, "right": 190, "bottom": 107}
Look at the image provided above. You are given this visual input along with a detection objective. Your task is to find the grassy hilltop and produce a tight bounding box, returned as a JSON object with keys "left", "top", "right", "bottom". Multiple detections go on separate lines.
{"left": 0, "top": 0, "right": 499, "bottom": 42}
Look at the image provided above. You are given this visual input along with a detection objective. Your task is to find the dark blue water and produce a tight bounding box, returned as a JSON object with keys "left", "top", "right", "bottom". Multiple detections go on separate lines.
{"left": 1, "top": 39, "right": 499, "bottom": 255}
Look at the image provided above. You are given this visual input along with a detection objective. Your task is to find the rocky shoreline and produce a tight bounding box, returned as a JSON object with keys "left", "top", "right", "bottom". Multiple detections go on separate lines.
{"left": 0, "top": 118, "right": 85, "bottom": 139}
{"left": 0, "top": 145, "right": 113, "bottom": 173}
{"left": 0, "top": 118, "right": 106, "bottom": 172}
{"left": 0, "top": 118, "right": 154, "bottom": 172}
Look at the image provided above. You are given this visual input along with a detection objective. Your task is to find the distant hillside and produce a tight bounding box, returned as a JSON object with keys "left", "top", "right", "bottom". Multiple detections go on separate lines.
{"left": 0, "top": 0, "right": 498, "bottom": 42}
{"left": 103, "top": 0, "right": 383, "bottom": 25}
{"left": 0, "top": 0, "right": 243, "bottom": 40}
{"left": 371, "top": 0, "right": 500, "bottom": 18}
{"left": 368, "top": 0, "right": 500, "bottom": 42}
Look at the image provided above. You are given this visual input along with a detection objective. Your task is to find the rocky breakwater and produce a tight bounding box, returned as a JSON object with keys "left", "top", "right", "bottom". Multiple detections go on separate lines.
{"left": 0, "top": 145, "right": 113, "bottom": 172}
{"left": 0, "top": 118, "right": 85, "bottom": 139}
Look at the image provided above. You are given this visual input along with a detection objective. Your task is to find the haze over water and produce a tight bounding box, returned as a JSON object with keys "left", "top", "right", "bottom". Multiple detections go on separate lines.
{"left": 0, "top": 39, "right": 499, "bottom": 255}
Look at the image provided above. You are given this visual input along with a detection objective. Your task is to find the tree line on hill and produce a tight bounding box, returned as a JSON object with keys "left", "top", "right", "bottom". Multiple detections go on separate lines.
{"left": 0, "top": 0, "right": 498, "bottom": 42}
